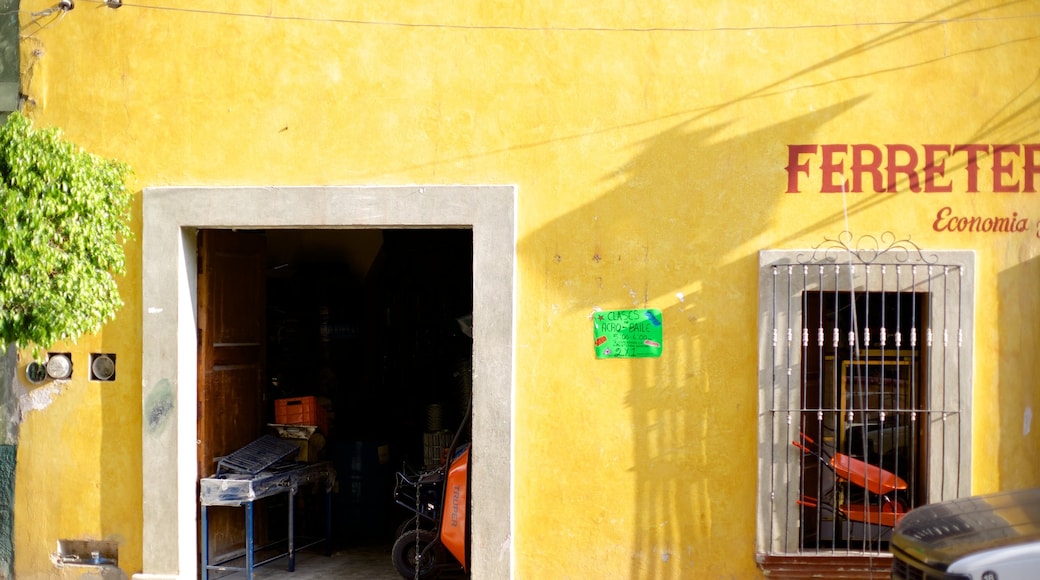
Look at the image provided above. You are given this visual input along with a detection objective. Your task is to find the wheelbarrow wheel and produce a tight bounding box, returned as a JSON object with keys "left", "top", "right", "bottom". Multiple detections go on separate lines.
{"left": 392, "top": 528, "right": 445, "bottom": 580}
{"left": 396, "top": 515, "right": 435, "bottom": 540}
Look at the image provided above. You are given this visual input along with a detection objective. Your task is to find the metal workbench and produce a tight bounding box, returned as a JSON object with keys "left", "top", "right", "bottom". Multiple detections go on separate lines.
{"left": 199, "top": 436, "right": 336, "bottom": 579}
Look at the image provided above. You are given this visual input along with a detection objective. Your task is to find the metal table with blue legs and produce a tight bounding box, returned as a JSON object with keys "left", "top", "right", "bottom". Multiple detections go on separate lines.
{"left": 200, "top": 453, "right": 336, "bottom": 579}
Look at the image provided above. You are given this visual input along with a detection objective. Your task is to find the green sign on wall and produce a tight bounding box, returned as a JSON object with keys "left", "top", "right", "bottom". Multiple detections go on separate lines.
{"left": 593, "top": 308, "right": 663, "bottom": 359}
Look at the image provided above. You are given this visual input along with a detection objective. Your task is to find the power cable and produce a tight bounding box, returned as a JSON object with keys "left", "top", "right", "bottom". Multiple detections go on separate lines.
{"left": 62, "top": 0, "right": 1040, "bottom": 34}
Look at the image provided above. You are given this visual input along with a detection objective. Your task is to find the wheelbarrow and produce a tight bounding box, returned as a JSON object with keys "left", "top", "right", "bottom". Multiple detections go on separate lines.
{"left": 793, "top": 432, "right": 908, "bottom": 527}
{"left": 391, "top": 400, "right": 471, "bottom": 580}
{"left": 391, "top": 445, "right": 469, "bottom": 579}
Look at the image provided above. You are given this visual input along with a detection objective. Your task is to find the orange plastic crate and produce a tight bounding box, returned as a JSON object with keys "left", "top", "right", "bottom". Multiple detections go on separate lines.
{"left": 274, "top": 396, "right": 327, "bottom": 434}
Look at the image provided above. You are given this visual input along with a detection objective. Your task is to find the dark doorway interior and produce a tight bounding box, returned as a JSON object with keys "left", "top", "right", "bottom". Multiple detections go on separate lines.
{"left": 204, "top": 228, "right": 474, "bottom": 558}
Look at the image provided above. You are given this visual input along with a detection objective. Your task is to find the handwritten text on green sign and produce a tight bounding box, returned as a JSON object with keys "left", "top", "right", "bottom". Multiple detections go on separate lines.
{"left": 593, "top": 308, "right": 663, "bottom": 359}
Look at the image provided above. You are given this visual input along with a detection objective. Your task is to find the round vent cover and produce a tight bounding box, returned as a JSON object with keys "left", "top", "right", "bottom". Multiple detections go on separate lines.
{"left": 91, "top": 354, "right": 115, "bottom": 381}
{"left": 25, "top": 362, "right": 47, "bottom": 384}
{"left": 45, "top": 354, "right": 72, "bottom": 380}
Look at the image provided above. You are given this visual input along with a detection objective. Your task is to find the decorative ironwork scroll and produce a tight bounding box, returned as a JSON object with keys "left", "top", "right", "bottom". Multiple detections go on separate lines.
{"left": 796, "top": 231, "right": 939, "bottom": 265}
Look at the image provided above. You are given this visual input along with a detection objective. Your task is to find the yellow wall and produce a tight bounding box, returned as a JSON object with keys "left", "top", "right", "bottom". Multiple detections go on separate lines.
{"left": 13, "top": 1, "right": 1040, "bottom": 577}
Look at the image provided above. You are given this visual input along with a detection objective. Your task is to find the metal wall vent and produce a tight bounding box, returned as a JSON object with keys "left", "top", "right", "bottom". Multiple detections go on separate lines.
{"left": 45, "top": 353, "right": 73, "bottom": 380}
{"left": 90, "top": 353, "right": 116, "bottom": 381}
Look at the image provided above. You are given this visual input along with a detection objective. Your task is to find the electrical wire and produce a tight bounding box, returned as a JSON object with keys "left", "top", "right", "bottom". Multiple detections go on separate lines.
{"left": 20, "top": 6, "right": 67, "bottom": 38}
{"left": 61, "top": 0, "right": 1040, "bottom": 34}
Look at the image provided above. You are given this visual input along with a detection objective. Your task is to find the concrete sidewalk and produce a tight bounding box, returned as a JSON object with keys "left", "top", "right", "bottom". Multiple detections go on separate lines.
{"left": 209, "top": 543, "right": 399, "bottom": 579}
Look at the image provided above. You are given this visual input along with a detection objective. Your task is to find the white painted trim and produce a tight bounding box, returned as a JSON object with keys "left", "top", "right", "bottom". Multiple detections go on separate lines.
{"left": 140, "top": 186, "right": 516, "bottom": 579}
{"left": 755, "top": 248, "right": 974, "bottom": 556}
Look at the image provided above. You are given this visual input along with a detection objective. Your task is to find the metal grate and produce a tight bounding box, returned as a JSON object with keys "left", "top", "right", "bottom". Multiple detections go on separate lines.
{"left": 216, "top": 435, "right": 300, "bottom": 476}
{"left": 758, "top": 236, "right": 973, "bottom": 559}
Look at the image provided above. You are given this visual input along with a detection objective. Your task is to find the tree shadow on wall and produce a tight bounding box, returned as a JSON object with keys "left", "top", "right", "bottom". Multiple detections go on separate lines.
{"left": 517, "top": 0, "right": 1040, "bottom": 573}
{"left": 519, "top": 98, "right": 866, "bottom": 578}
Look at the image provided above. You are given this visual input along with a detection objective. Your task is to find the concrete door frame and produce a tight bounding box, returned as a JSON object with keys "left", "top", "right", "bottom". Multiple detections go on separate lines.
{"left": 138, "top": 185, "right": 515, "bottom": 579}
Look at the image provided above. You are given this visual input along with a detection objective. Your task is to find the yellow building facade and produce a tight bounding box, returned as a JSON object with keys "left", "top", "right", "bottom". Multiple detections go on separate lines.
{"left": 8, "top": 1, "right": 1040, "bottom": 578}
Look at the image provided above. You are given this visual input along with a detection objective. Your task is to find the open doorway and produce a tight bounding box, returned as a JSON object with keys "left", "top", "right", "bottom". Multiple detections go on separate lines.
{"left": 197, "top": 228, "right": 474, "bottom": 567}
{"left": 264, "top": 228, "right": 473, "bottom": 487}
{"left": 140, "top": 186, "right": 514, "bottom": 580}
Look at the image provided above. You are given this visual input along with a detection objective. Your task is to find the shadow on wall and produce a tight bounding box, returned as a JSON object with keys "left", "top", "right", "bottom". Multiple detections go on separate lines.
{"left": 518, "top": 1, "right": 1036, "bottom": 576}
{"left": 996, "top": 254, "right": 1040, "bottom": 489}
{"left": 99, "top": 192, "right": 145, "bottom": 577}
{"left": 519, "top": 101, "right": 860, "bottom": 578}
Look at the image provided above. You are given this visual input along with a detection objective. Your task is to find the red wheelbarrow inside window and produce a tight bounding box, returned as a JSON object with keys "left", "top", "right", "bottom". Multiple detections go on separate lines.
{"left": 793, "top": 433, "right": 909, "bottom": 527}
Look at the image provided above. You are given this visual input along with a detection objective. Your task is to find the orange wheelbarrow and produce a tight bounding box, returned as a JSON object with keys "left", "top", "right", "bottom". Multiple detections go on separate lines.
{"left": 391, "top": 400, "right": 471, "bottom": 580}
{"left": 793, "top": 432, "right": 908, "bottom": 527}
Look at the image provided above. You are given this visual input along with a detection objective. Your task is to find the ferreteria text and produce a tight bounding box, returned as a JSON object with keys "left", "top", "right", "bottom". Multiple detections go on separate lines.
{"left": 786, "top": 144, "right": 1040, "bottom": 193}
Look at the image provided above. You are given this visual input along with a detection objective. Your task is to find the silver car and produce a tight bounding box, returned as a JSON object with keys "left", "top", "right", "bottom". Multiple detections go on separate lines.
{"left": 891, "top": 488, "right": 1040, "bottom": 579}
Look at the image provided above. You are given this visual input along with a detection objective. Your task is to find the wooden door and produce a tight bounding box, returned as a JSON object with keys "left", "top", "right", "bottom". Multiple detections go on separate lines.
{"left": 197, "top": 229, "right": 267, "bottom": 560}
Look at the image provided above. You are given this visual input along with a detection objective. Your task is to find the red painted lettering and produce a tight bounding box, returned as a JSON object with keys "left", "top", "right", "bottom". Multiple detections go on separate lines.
{"left": 886, "top": 144, "right": 921, "bottom": 192}
{"left": 952, "top": 144, "right": 986, "bottom": 192}
{"left": 850, "top": 144, "right": 883, "bottom": 193}
{"left": 932, "top": 206, "right": 1029, "bottom": 233}
{"left": 820, "top": 145, "right": 846, "bottom": 193}
{"left": 933, "top": 206, "right": 953, "bottom": 231}
{"left": 787, "top": 143, "right": 1039, "bottom": 193}
{"left": 922, "top": 145, "right": 952, "bottom": 192}
{"left": 786, "top": 145, "right": 817, "bottom": 193}
{"left": 992, "top": 144, "right": 1019, "bottom": 192}
{"left": 1026, "top": 144, "right": 1040, "bottom": 192}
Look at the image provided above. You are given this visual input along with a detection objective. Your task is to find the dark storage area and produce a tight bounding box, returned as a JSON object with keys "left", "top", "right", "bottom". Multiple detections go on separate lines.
{"left": 256, "top": 228, "right": 473, "bottom": 544}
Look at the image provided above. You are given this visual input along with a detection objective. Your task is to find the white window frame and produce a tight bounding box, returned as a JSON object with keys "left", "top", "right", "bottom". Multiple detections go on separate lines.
{"left": 755, "top": 242, "right": 974, "bottom": 558}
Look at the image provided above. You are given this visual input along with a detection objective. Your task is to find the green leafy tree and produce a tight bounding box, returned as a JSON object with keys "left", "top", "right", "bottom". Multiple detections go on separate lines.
{"left": 0, "top": 111, "right": 132, "bottom": 355}
{"left": 0, "top": 111, "right": 131, "bottom": 577}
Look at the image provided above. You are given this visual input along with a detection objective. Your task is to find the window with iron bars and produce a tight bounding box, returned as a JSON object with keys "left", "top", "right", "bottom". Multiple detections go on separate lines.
{"left": 755, "top": 237, "right": 973, "bottom": 576}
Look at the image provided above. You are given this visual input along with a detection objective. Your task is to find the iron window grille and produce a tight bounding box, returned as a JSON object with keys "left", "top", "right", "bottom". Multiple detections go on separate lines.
{"left": 756, "top": 234, "right": 974, "bottom": 560}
